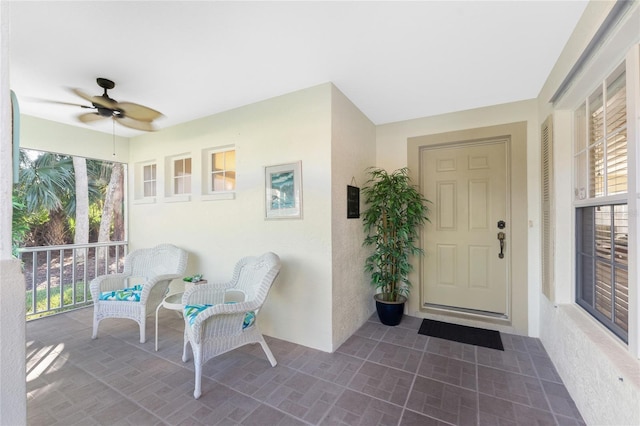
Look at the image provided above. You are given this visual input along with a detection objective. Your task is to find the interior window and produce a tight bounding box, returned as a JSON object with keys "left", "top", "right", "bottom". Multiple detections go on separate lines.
{"left": 209, "top": 149, "right": 236, "bottom": 192}
{"left": 173, "top": 157, "right": 192, "bottom": 195}
{"left": 143, "top": 163, "right": 156, "bottom": 197}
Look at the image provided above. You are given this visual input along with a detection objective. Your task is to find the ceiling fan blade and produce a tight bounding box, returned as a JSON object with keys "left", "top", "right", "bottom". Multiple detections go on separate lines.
{"left": 71, "top": 88, "right": 117, "bottom": 110}
{"left": 21, "top": 95, "right": 93, "bottom": 109}
{"left": 115, "top": 116, "right": 157, "bottom": 132}
{"left": 78, "top": 112, "right": 107, "bottom": 124}
{"left": 50, "top": 101, "right": 93, "bottom": 109}
{"left": 117, "top": 102, "right": 163, "bottom": 122}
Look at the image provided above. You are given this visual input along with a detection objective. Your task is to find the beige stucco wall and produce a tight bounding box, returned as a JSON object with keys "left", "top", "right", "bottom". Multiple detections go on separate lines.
{"left": 376, "top": 100, "right": 539, "bottom": 336}
{"left": 330, "top": 85, "right": 376, "bottom": 350}
{"left": 128, "top": 83, "right": 335, "bottom": 351}
{"left": 540, "top": 298, "right": 640, "bottom": 425}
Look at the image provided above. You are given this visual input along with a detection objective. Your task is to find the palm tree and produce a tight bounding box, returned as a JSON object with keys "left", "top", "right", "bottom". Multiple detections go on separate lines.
{"left": 18, "top": 152, "right": 74, "bottom": 245}
{"left": 11, "top": 194, "right": 29, "bottom": 257}
{"left": 73, "top": 157, "right": 89, "bottom": 246}
{"left": 97, "top": 163, "right": 123, "bottom": 257}
{"left": 15, "top": 150, "right": 117, "bottom": 247}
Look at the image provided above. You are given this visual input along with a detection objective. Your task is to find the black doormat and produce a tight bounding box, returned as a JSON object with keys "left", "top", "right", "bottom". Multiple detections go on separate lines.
{"left": 418, "top": 319, "right": 504, "bottom": 351}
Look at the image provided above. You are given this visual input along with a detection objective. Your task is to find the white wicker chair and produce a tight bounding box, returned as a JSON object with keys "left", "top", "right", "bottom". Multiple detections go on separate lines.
{"left": 90, "top": 244, "right": 188, "bottom": 343}
{"left": 181, "top": 252, "right": 281, "bottom": 399}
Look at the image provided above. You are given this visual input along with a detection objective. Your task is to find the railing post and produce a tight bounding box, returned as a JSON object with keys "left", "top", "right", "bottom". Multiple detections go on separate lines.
{"left": 31, "top": 252, "right": 36, "bottom": 315}
{"left": 72, "top": 247, "right": 76, "bottom": 306}
{"left": 45, "top": 250, "right": 51, "bottom": 313}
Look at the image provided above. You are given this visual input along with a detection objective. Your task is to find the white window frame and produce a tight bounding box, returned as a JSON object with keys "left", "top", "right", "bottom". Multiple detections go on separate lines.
{"left": 207, "top": 147, "right": 236, "bottom": 194}
{"left": 142, "top": 163, "right": 157, "bottom": 198}
{"left": 133, "top": 160, "right": 157, "bottom": 203}
{"left": 570, "top": 46, "right": 639, "bottom": 356}
{"left": 171, "top": 155, "right": 192, "bottom": 196}
{"left": 574, "top": 63, "right": 628, "bottom": 206}
{"left": 201, "top": 146, "right": 236, "bottom": 201}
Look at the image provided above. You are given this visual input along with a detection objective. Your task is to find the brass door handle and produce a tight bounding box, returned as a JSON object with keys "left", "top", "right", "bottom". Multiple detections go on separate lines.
{"left": 497, "top": 232, "right": 505, "bottom": 259}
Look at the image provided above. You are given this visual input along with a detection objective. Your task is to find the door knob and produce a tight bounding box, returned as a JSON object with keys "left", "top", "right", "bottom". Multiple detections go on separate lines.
{"left": 497, "top": 232, "right": 506, "bottom": 259}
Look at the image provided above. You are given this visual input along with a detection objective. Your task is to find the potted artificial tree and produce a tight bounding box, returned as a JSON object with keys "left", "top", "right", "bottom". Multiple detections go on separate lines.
{"left": 362, "top": 167, "right": 430, "bottom": 326}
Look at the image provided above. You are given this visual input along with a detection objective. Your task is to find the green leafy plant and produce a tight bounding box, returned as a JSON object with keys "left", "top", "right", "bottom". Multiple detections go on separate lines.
{"left": 11, "top": 194, "right": 29, "bottom": 258}
{"left": 362, "top": 167, "right": 431, "bottom": 302}
{"left": 183, "top": 274, "right": 203, "bottom": 283}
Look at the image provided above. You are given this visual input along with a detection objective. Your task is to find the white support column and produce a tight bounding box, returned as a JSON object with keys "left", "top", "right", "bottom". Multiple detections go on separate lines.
{"left": 0, "top": 0, "right": 12, "bottom": 257}
{"left": 0, "top": 1, "right": 27, "bottom": 425}
{"left": 625, "top": 43, "right": 639, "bottom": 359}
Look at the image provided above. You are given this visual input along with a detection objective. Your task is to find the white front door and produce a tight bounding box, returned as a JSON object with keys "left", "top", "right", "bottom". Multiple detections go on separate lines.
{"left": 421, "top": 139, "right": 509, "bottom": 315}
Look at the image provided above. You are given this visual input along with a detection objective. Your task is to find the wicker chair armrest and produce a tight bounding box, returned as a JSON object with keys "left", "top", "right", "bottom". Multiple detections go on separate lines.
{"left": 204, "top": 300, "right": 257, "bottom": 317}
{"left": 182, "top": 284, "right": 228, "bottom": 306}
{"left": 90, "top": 273, "right": 130, "bottom": 299}
{"left": 139, "top": 273, "right": 181, "bottom": 303}
{"left": 147, "top": 273, "right": 182, "bottom": 286}
{"left": 189, "top": 301, "right": 259, "bottom": 343}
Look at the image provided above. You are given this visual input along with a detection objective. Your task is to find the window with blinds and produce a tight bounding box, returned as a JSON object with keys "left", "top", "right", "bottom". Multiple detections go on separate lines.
{"left": 577, "top": 65, "right": 627, "bottom": 201}
{"left": 574, "top": 62, "right": 628, "bottom": 343}
{"left": 576, "top": 204, "right": 628, "bottom": 341}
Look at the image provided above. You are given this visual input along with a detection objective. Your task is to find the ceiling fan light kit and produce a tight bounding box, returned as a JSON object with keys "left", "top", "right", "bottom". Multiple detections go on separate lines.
{"left": 66, "top": 77, "right": 163, "bottom": 132}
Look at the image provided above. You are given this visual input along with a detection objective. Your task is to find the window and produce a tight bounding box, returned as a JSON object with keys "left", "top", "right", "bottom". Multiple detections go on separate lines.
{"left": 576, "top": 205, "right": 628, "bottom": 341}
{"left": 173, "top": 156, "right": 191, "bottom": 195}
{"left": 209, "top": 149, "right": 236, "bottom": 192}
{"left": 574, "top": 63, "right": 628, "bottom": 342}
{"left": 143, "top": 163, "right": 156, "bottom": 197}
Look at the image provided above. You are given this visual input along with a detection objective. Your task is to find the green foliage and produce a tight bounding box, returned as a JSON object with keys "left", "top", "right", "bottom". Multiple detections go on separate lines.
{"left": 361, "top": 167, "right": 431, "bottom": 302}
{"left": 18, "top": 152, "right": 74, "bottom": 214}
{"left": 12, "top": 149, "right": 115, "bottom": 248}
{"left": 11, "top": 194, "right": 29, "bottom": 258}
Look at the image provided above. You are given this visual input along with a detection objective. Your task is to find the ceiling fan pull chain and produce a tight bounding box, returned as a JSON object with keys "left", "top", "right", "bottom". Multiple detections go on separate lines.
{"left": 112, "top": 118, "right": 116, "bottom": 157}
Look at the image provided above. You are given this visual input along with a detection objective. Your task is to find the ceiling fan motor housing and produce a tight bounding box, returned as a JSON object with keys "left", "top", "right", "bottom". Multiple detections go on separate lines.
{"left": 96, "top": 106, "right": 120, "bottom": 117}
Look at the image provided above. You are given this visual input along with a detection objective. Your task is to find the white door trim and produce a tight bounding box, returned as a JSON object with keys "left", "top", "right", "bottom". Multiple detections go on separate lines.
{"left": 420, "top": 137, "right": 512, "bottom": 320}
{"left": 407, "top": 121, "right": 528, "bottom": 334}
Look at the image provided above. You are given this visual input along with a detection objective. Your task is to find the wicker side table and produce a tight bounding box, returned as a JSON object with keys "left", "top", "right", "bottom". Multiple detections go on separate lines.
{"left": 155, "top": 280, "right": 207, "bottom": 351}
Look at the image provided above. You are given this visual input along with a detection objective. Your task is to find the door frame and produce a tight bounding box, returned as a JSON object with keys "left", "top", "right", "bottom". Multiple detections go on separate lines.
{"left": 408, "top": 121, "right": 529, "bottom": 334}
{"left": 420, "top": 138, "right": 511, "bottom": 318}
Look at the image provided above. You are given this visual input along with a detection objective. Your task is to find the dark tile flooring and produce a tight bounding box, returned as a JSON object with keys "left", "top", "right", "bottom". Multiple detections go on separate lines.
{"left": 26, "top": 307, "right": 585, "bottom": 425}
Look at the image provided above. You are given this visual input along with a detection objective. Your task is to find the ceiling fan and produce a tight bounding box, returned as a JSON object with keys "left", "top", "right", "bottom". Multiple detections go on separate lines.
{"left": 67, "top": 78, "right": 163, "bottom": 132}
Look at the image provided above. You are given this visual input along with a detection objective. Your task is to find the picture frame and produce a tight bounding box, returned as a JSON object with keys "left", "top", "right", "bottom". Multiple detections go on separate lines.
{"left": 265, "top": 161, "right": 302, "bottom": 219}
{"left": 347, "top": 185, "right": 360, "bottom": 219}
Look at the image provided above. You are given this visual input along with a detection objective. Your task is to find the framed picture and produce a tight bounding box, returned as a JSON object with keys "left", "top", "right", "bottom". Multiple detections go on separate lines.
{"left": 265, "top": 161, "right": 302, "bottom": 219}
{"left": 347, "top": 185, "right": 360, "bottom": 218}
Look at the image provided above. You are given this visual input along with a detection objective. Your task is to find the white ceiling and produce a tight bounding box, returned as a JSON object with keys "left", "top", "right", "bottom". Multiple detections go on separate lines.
{"left": 9, "top": 1, "right": 588, "bottom": 137}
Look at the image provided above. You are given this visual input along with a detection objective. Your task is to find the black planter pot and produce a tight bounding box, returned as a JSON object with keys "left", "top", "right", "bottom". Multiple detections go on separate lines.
{"left": 374, "top": 294, "right": 407, "bottom": 326}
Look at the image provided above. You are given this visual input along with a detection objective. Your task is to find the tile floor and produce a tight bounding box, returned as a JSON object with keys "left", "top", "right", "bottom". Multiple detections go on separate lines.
{"left": 26, "top": 307, "right": 585, "bottom": 425}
